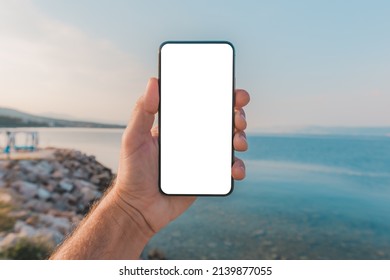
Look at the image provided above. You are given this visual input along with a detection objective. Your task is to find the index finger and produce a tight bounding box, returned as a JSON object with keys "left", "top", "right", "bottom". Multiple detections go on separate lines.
{"left": 234, "top": 89, "right": 250, "bottom": 109}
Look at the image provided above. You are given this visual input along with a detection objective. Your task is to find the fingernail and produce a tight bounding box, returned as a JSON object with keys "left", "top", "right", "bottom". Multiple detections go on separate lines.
{"left": 240, "top": 165, "right": 245, "bottom": 174}
{"left": 239, "top": 132, "right": 247, "bottom": 141}
{"left": 241, "top": 112, "right": 246, "bottom": 120}
{"left": 146, "top": 78, "right": 152, "bottom": 91}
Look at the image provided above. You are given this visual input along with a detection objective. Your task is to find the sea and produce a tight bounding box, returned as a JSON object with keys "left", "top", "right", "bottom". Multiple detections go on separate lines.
{"left": 5, "top": 128, "right": 390, "bottom": 259}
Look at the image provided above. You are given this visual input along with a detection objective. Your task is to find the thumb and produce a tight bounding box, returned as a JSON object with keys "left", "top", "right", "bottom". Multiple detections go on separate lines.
{"left": 123, "top": 78, "right": 159, "bottom": 147}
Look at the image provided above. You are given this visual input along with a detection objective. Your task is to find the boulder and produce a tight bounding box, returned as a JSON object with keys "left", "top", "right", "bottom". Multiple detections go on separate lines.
{"left": 37, "top": 187, "right": 51, "bottom": 200}
{"left": 80, "top": 187, "right": 101, "bottom": 204}
{"left": 36, "top": 228, "right": 64, "bottom": 245}
{"left": 0, "top": 148, "right": 116, "bottom": 253}
{"left": 34, "top": 161, "right": 54, "bottom": 176}
{"left": 38, "top": 214, "right": 71, "bottom": 235}
{"left": 90, "top": 175, "right": 100, "bottom": 185}
{"left": 25, "top": 199, "right": 52, "bottom": 213}
{"left": 51, "top": 166, "right": 69, "bottom": 179}
{"left": 73, "top": 179, "right": 97, "bottom": 191}
{"left": 58, "top": 180, "right": 74, "bottom": 192}
{"left": 0, "top": 191, "right": 12, "bottom": 204}
{"left": 14, "top": 221, "right": 38, "bottom": 237}
{"left": 18, "top": 160, "right": 36, "bottom": 173}
{"left": 73, "top": 169, "right": 88, "bottom": 179}
{"left": 12, "top": 180, "right": 39, "bottom": 199}
{"left": 62, "top": 193, "right": 77, "bottom": 206}
{"left": 0, "top": 233, "right": 20, "bottom": 249}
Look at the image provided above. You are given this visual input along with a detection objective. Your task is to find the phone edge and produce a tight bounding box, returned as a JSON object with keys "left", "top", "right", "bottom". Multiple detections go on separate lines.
{"left": 158, "top": 41, "right": 235, "bottom": 196}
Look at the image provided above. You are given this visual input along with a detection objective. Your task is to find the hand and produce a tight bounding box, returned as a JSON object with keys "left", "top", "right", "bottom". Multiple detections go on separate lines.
{"left": 112, "top": 78, "right": 250, "bottom": 238}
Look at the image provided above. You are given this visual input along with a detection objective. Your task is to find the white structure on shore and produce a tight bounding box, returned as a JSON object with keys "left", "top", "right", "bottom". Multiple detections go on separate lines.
{"left": 0, "top": 130, "right": 39, "bottom": 154}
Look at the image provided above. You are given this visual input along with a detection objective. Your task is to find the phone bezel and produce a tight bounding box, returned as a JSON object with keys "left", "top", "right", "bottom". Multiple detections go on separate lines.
{"left": 158, "top": 41, "right": 235, "bottom": 196}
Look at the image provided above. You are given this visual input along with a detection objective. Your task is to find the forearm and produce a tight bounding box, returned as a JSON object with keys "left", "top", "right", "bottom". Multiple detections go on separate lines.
{"left": 50, "top": 188, "right": 152, "bottom": 260}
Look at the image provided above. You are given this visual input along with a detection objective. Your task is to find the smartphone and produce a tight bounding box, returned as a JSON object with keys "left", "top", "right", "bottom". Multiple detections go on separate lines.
{"left": 159, "top": 41, "right": 235, "bottom": 196}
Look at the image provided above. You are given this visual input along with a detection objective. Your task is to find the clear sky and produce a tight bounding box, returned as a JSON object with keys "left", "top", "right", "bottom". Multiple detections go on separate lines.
{"left": 1, "top": 0, "right": 389, "bottom": 131}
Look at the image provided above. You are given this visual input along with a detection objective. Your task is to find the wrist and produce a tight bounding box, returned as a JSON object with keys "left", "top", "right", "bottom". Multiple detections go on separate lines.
{"left": 107, "top": 186, "right": 155, "bottom": 242}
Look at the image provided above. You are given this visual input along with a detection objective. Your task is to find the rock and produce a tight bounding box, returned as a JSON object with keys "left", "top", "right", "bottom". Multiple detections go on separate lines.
{"left": 51, "top": 192, "right": 61, "bottom": 201}
{"left": 35, "top": 161, "right": 54, "bottom": 176}
{"left": 14, "top": 221, "right": 38, "bottom": 237}
{"left": 262, "top": 240, "right": 273, "bottom": 246}
{"left": 54, "top": 200, "right": 69, "bottom": 211}
{"left": 269, "top": 253, "right": 281, "bottom": 260}
{"left": 26, "top": 215, "right": 39, "bottom": 226}
{"left": 0, "top": 161, "right": 10, "bottom": 170}
{"left": 37, "top": 187, "right": 51, "bottom": 200}
{"left": 62, "top": 193, "right": 77, "bottom": 206}
{"left": 90, "top": 175, "right": 100, "bottom": 185}
{"left": 80, "top": 187, "right": 101, "bottom": 204}
{"left": 73, "top": 179, "right": 97, "bottom": 191}
{"left": 51, "top": 168, "right": 69, "bottom": 179}
{"left": 0, "top": 191, "right": 13, "bottom": 204}
{"left": 0, "top": 148, "right": 115, "bottom": 252}
{"left": 18, "top": 160, "right": 36, "bottom": 173}
{"left": 376, "top": 250, "right": 385, "bottom": 257}
{"left": 12, "top": 180, "right": 39, "bottom": 199}
{"left": 43, "top": 182, "right": 56, "bottom": 192}
{"left": 8, "top": 210, "right": 29, "bottom": 220}
{"left": 73, "top": 169, "right": 88, "bottom": 179}
{"left": 171, "top": 231, "right": 181, "bottom": 237}
{"left": 0, "top": 233, "right": 20, "bottom": 249}
{"left": 148, "top": 248, "right": 166, "bottom": 260}
{"left": 24, "top": 172, "right": 38, "bottom": 183}
{"left": 36, "top": 228, "right": 64, "bottom": 245}
{"left": 59, "top": 180, "right": 74, "bottom": 192}
{"left": 38, "top": 214, "right": 71, "bottom": 235}
{"left": 224, "top": 241, "right": 232, "bottom": 247}
{"left": 252, "top": 229, "right": 265, "bottom": 237}
{"left": 24, "top": 199, "right": 52, "bottom": 213}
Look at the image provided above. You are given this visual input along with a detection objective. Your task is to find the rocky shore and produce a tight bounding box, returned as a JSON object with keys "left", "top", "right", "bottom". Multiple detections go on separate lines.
{"left": 0, "top": 148, "right": 114, "bottom": 259}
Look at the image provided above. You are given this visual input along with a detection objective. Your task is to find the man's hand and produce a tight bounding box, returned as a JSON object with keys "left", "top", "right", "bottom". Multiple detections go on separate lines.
{"left": 113, "top": 77, "right": 250, "bottom": 238}
{"left": 51, "top": 78, "right": 250, "bottom": 259}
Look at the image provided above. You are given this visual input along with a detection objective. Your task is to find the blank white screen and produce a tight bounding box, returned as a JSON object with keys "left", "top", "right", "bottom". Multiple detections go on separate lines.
{"left": 160, "top": 42, "right": 234, "bottom": 195}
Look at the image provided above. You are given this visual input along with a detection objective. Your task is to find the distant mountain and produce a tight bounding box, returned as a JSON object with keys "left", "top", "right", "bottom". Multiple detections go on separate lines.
{"left": 0, "top": 107, "right": 125, "bottom": 128}
{"left": 254, "top": 126, "right": 390, "bottom": 137}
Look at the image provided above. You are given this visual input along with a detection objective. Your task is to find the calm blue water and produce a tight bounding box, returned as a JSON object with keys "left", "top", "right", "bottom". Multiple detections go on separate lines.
{"left": 145, "top": 134, "right": 390, "bottom": 259}
{"left": 5, "top": 129, "right": 390, "bottom": 259}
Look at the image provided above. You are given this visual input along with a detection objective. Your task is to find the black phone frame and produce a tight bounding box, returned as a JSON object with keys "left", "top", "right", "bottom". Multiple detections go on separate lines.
{"left": 158, "top": 41, "right": 236, "bottom": 196}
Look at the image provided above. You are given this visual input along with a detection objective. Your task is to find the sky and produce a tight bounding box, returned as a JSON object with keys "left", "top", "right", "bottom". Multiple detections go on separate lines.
{"left": 0, "top": 0, "right": 389, "bottom": 131}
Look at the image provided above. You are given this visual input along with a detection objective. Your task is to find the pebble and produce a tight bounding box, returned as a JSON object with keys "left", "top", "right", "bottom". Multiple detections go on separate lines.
{"left": 148, "top": 248, "right": 166, "bottom": 260}
{"left": 252, "top": 229, "right": 265, "bottom": 237}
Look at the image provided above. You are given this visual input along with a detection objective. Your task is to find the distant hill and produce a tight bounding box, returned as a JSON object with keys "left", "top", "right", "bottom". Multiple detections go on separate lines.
{"left": 254, "top": 126, "right": 390, "bottom": 137}
{"left": 0, "top": 107, "right": 125, "bottom": 128}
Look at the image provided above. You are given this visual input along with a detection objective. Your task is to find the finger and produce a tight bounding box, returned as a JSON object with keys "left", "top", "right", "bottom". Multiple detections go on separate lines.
{"left": 123, "top": 78, "right": 159, "bottom": 146}
{"left": 151, "top": 125, "right": 159, "bottom": 137}
{"left": 233, "top": 131, "right": 248, "bottom": 151}
{"left": 144, "top": 77, "right": 159, "bottom": 114}
{"left": 234, "top": 108, "right": 247, "bottom": 131}
{"left": 234, "top": 89, "right": 250, "bottom": 109}
{"left": 232, "top": 157, "right": 245, "bottom": 180}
